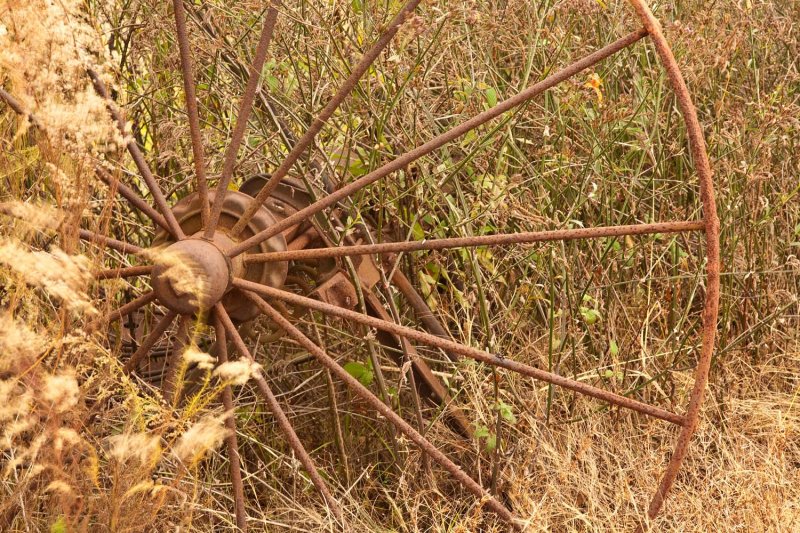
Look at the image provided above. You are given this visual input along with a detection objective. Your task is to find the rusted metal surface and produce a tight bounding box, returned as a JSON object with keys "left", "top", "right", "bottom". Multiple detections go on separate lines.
{"left": 231, "top": 0, "right": 425, "bottom": 236}
{"left": 0, "top": 1, "right": 720, "bottom": 526}
{"left": 245, "top": 220, "right": 704, "bottom": 263}
{"left": 207, "top": 2, "right": 280, "bottom": 238}
{"left": 91, "top": 291, "right": 157, "bottom": 331}
{"left": 0, "top": 87, "right": 41, "bottom": 127}
{"left": 212, "top": 313, "right": 248, "bottom": 532}
{"left": 151, "top": 238, "right": 231, "bottom": 314}
{"left": 171, "top": 0, "right": 210, "bottom": 227}
{"left": 156, "top": 188, "right": 288, "bottom": 322}
{"left": 0, "top": 91, "right": 173, "bottom": 239}
{"left": 360, "top": 287, "right": 473, "bottom": 437}
{"left": 161, "top": 315, "right": 190, "bottom": 404}
{"left": 78, "top": 228, "right": 145, "bottom": 255}
{"left": 123, "top": 310, "right": 177, "bottom": 373}
{"left": 226, "top": 28, "right": 648, "bottom": 258}
{"left": 351, "top": 252, "right": 382, "bottom": 291}
{"left": 389, "top": 268, "right": 458, "bottom": 354}
{"left": 214, "top": 304, "right": 344, "bottom": 524}
{"left": 235, "top": 278, "right": 685, "bottom": 426}
{"left": 313, "top": 271, "right": 357, "bottom": 309}
{"left": 241, "top": 291, "right": 520, "bottom": 528}
{"left": 95, "top": 265, "right": 154, "bottom": 280}
{"left": 94, "top": 167, "right": 171, "bottom": 232}
{"left": 627, "top": 0, "right": 722, "bottom": 521}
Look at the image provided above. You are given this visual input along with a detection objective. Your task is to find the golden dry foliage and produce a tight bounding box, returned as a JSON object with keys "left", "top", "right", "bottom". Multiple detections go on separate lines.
{"left": 213, "top": 359, "right": 263, "bottom": 386}
{"left": 0, "top": 0, "right": 120, "bottom": 153}
{"left": 0, "top": 237, "right": 96, "bottom": 314}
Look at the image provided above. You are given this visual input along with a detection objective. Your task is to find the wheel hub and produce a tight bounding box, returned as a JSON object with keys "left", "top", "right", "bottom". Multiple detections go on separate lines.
{"left": 152, "top": 188, "right": 290, "bottom": 321}
{"left": 151, "top": 237, "right": 233, "bottom": 314}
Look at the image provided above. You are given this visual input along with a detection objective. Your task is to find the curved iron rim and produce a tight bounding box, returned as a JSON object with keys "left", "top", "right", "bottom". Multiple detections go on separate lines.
{"left": 627, "top": 0, "right": 721, "bottom": 520}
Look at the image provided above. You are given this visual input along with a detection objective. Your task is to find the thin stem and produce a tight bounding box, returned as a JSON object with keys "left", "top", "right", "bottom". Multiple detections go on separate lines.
{"left": 230, "top": 0, "right": 424, "bottom": 236}
{"left": 245, "top": 220, "right": 704, "bottom": 263}
{"left": 206, "top": 2, "right": 280, "bottom": 238}
{"left": 235, "top": 279, "right": 685, "bottom": 426}
{"left": 226, "top": 28, "right": 648, "bottom": 257}
{"left": 212, "top": 313, "right": 248, "bottom": 532}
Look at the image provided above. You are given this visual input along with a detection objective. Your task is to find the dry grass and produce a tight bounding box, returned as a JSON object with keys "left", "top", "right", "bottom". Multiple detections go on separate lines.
{"left": 1, "top": 0, "right": 799, "bottom": 531}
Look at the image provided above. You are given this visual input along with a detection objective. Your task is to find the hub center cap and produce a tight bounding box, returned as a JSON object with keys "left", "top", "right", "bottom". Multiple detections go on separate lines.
{"left": 151, "top": 238, "right": 232, "bottom": 314}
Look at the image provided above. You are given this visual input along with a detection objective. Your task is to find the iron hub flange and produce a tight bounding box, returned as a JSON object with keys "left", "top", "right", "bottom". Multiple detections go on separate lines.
{"left": 153, "top": 188, "right": 289, "bottom": 321}
{"left": 151, "top": 237, "right": 233, "bottom": 315}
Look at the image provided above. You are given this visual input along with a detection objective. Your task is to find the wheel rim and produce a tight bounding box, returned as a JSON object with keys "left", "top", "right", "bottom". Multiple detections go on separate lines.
{"left": 0, "top": 0, "right": 720, "bottom": 529}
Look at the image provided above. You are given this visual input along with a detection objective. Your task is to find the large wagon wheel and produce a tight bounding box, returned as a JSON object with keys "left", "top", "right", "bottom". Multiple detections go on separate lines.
{"left": 0, "top": 0, "right": 719, "bottom": 529}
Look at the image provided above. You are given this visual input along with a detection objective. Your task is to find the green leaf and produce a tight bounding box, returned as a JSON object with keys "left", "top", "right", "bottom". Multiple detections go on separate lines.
{"left": 496, "top": 400, "right": 517, "bottom": 424}
{"left": 474, "top": 424, "right": 497, "bottom": 452}
{"left": 411, "top": 221, "right": 425, "bottom": 241}
{"left": 343, "top": 361, "right": 373, "bottom": 386}
{"left": 485, "top": 86, "right": 498, "bottom": 107}
{"left": 473, "top": 425, "right": 490, "bottom": 439}
{"left": 51, "top": 517, "right": 67, "bottom": 533}
{"left": 580, "top": 306, "right": 602, "bottom": 325}
{"left": 609, "top": 339, "right": 619, "bottom": 357}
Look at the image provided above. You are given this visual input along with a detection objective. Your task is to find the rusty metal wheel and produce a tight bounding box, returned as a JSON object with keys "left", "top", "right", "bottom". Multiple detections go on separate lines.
{"left": 1, "top": 0, "right": 719, "bottom": 529}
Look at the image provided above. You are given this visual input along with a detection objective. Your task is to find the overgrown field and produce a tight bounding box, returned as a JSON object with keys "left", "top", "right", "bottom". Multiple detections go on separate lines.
{"left": 1, "top": 0, "right": 798, "bottom": 531}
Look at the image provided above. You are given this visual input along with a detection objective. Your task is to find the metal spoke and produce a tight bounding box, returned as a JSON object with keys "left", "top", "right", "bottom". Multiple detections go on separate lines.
{"left": 206, "top": 1, "right": 280, "bottom": 238}
{"left": 78, "top": 229, "right": 144, "bottom": 255}
{"left": 95, "top": 265, "right": 153, "bottom": 281}
{"left": 0, "top": 87, "right": 41, "bottom": 127}
{"left": 212, "top": 313, "right": 248, "bottom": 532}
{"left": 123, "top": 310, "right": 177, "bottom": 373}
{"left": 94, "top": 167, "right": 171, "bottom": 232}
{"left": 226, "top": 28, "right": 647, "bottom": 258}
{"left": 245, "top": 221, "right": 704, "bottom": 263}
{"left": 230, "top": 0, "right": 424, "bottom": 236}
{"left": 87, "top": 69, "right": 186, "bottom": 240}
{"left": 3, "top": 199, "right": 145, "bottom": 257}
{"left": 0, "top": 90, "right": 173, "bottom": 234}
{"left": 89, "top": 291, "right": 156, "bottom": 331}
{"left": 214, "top": 304, "right": 344, "bottom": 524}
{"left": 235, "top": 279, "right": 685, "bottom": 426}
{"left": 240, "top": 292, "right": 519, "bottom": 527}
{"left": 171, "top": 0, "right": 210, "bottom": 227}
